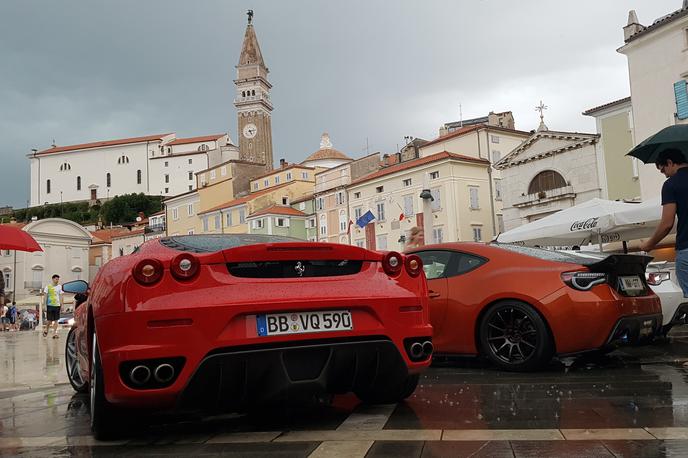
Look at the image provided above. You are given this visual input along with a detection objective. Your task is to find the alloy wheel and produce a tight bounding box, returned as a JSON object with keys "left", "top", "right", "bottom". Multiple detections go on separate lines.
{"left": 485, "top": 307, "right": 539, "bottom": 364}
{"left": 66, "top": 329, "right": 86, "bottom": 391}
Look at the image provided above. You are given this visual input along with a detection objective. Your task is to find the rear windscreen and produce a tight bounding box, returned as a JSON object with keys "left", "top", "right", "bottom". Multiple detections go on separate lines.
{"left": 492, "top": 244, "right": 608, "bottom": 266}
{"left": 160, "top": 234, "right": 302, "bottom": 253}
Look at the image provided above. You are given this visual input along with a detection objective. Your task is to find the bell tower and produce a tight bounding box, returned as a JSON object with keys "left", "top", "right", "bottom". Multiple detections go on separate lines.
{"left": 235, "top": 10, "right": 274, "bottom": 171}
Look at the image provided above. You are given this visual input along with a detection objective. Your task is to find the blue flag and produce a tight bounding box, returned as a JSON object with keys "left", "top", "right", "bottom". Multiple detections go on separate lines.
{"left": 356, "top": 210, "right": 375, "bottom": 228}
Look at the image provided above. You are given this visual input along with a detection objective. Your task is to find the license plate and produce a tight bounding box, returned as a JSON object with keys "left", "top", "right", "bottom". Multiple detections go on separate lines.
{"left": 619, "top": 276, "right": 644, "bottom": 292}
{"left": 256, "top": 310, "right": 353, "bottom": 336}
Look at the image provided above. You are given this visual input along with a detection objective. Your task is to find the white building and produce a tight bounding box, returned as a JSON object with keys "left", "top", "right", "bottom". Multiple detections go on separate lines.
{"left": 27, "top": 133, "right": 238, "bottom": 206}
{"left": 495, "top": 128, "right": 603, "bottom": 232}
{"left": 0, "top": 219, "right": 91, "bottom": 302}
{"left": 111, "top": 229, "right": 145, "bottom": 258}
{"left": 618, "top": 4, "right": 688, "bottom": 200}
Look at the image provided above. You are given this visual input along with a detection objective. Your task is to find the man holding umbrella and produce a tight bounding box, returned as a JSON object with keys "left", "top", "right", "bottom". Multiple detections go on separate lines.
{"left": 629, "top": 125, "right": 688, "bottom": 296}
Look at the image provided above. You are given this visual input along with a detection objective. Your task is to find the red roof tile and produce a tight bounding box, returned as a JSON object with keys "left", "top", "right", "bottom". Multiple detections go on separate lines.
{"left": 166, "top": 134, "right": 225, "bottom": 146}
{"left": 249, "top": 206, "right": 306, "bottom": 218}
{"left": 349, "top": 151, "right": 490, "bottom": 186}
{"left": 582, "top": 97, "right": 631, "bottom": 116}
{"left": 111, "top": 228, "right": 146, "bottom": 240}
{"left": 36, "top": 133, "right": 173, "bottom": 155}
{"left": 197, "top": 183, "right": 291, "bottom": 215}
{"left": 90, "top": 228, "right": 131, "bottom": 244}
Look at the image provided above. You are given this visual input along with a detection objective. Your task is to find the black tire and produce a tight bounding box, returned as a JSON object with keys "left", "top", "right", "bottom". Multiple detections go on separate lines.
{"left": 355, "top": 373, "right": 420, "bottom": 404}
{"left": 90, "top": 332, "right": 122, "bottom": 440}
{"left": 65, "top": 328, "right": 88, "bottom": 393}
{"left": 478, "top": 301, "right": 553, "bottom": 372}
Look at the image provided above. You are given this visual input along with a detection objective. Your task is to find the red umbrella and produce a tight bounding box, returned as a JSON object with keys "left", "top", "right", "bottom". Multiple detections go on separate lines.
{"left": 0, "top": 225, "right": 42, "bottom": 252}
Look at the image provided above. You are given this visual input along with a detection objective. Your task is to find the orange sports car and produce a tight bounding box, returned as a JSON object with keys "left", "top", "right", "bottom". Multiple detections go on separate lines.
{"left": 408, "top": 243, "right": 662, "bottom": 371}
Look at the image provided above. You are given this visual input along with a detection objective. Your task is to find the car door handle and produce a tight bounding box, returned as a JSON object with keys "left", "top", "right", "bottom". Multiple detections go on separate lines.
{"left": 428, "top": 291, "right": 441, "bottom": 298}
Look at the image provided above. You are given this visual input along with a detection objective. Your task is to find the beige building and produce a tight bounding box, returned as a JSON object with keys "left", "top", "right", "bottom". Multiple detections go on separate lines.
{"left": 618, "top": 5, "right": 688, "bottom": 200}
{"left": 583, "top": 97, "right": 641, "bottom": 201}
{"left": 419, "top": 123, "right": 530, "bottom": 235}
{"left": 195, "top": 159, "right": 266, "bottom": 213}
{"left": 164, "top": 190, "right": 201, "bottom": 236}
{"left": 347, "top": 151, "right": 492, "bottom": 252}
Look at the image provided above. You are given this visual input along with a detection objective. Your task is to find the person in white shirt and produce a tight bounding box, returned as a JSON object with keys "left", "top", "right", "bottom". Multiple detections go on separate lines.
{"left": 42, "top": 274, "right": 63, "bottom": 338}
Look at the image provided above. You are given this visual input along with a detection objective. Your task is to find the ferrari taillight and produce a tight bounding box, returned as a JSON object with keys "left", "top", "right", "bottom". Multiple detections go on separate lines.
{"left": 133, "top": 259, "right": 163, "bottom": 285}
{"left": 170, "top": 253, "right": 200, "bottom": 281}
{"left": 382, "top": 251, "right": 404, "bottom": 277}
{"left": 405, "top": 254, "right": 423, "bottom": 277}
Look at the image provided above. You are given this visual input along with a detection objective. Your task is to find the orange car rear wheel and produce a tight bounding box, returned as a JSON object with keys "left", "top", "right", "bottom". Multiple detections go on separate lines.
{"left": 478, "top": 301, "right": 553, "bottom": 372}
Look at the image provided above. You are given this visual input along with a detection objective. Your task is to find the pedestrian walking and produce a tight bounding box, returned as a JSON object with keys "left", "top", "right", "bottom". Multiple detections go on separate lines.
{"left": 8, "top": 302, "right": 17, "bottom": 332}
{"left": 0, "top": 303, "right": 7, "bottom": 331}
{"left": 0, "top": 270, "right": 5, "bottom": 310}
{"left": 640, "top": 148, "right": 688, "bottom": 296}
{"left": 42, "top": 274, "right": 63, "bottom": 338}
{"left": 405, "top": 227, "right": 425, "bottom": 250}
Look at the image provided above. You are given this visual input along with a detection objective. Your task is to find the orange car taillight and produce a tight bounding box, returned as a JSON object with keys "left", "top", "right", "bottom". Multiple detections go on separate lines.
{"left": 382, "top": 251, "right": 404, "bottom": 277}
{"left": 405, "top": 254, "right": 423, "bottom": 277}
{"left": 561, "top": 271, "right": 607, "bottom": 291}
{"left": 170, "top": 253, "right": 200, "bottom": 281}
{"left": 133, "top": 259, "right": 164, "bottom": 285}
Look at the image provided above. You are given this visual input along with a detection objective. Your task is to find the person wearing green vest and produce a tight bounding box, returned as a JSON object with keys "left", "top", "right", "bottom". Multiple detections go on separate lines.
{"left": 42, "top": 274, "right": 63, "bottom": 338}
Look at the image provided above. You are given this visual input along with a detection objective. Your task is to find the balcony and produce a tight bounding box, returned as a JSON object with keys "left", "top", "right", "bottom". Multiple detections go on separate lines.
{"left": 513, "top": 186, "right": 575, "bottom": 207}
{"left": 145, "top": 224, "right": 166, "bottom": 234}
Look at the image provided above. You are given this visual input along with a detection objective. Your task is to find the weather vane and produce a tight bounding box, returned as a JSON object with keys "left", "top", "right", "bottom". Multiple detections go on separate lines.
{"left": 247, "top": 9, "right": 254, "bottom": 24}
{"left": 535, "top": 100, "right": 548, "bottom": 123}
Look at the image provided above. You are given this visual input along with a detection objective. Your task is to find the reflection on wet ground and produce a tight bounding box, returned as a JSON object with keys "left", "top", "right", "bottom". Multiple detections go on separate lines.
{"left": 4, "top": 331, "right": 688, "bottom": 455}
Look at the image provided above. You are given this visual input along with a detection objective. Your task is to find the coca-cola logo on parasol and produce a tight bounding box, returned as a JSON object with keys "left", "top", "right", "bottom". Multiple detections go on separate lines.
{"left": 570, "top": 217, "right": 599, "bottom": 232}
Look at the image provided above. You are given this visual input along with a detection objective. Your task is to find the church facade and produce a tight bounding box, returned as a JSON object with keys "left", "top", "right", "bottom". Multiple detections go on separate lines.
{"left": 27, "top": 13, "right": 273, "bottom": 208}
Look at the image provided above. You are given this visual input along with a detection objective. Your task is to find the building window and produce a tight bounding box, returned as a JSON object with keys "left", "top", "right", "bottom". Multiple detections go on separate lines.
{"left": 210, "top": 170, "right": 216, "bottom": 180}
{"left": 376, "top": 202, "right": 385, "bottom": 221}
{"left": 137, "top": 170, "right": 142, "bottom": 184}
{"left": 188, "top": 229, "right": 195, "bottom": 235}
{"left": 226, "top": 211, "right": 232, "bottom": 226}
{"left": 491, "top": 151, "right": 501, "bottom": 163}
{"left": 469, "top": 187, "right": 479, "bottom": 209}
{"left": 316, "top": 197, "right": 325, "bottom": 211}
{"left": 239, "top": 209, "right": 246, "bottom": 224}
{"left": 299, "top": 202, "right": 306, "bottom": 210}
{"left": 188, "top": 158, "right": 192, "bottom": 164}
{"left": 214, "top": 215, "right": 221, "bottom": 230}
{"left": 172, "top": 208, "right": 179, "bottom": 220}
{"left": 76, "top": 176, "right": 81, "bottom": 191}
{"left": 403, "top": 195, "right": 414, "bottom": 217}
{"left": 282, "top": 196, "right": 289, "bottom": 205}
{"left": 528, "top": 170, "right": 566, "bottom": 194}
{"left": 335, "top": 192, "right": 345, "bottom": 205}
{"left": 187, "top": 203, "right": 194, "bottom": 216}
{"left": 431, "top": 188, "right": 441, "bottom": 211}
{"left": 355, "top": 239, "right": 365, "bottom": 248}
{"left": 302, "top": 172, "right": 308, "bottom": 179}
{"left": 497, "top": 214, "right": 505, "bottom": 233}
{"left": 164, "top": 161, "right": 169, "bottom": 167}
{"left": 354, "top": 207, "right": 362, "bottom": 220}
{"left": 188, "top": 172, "right": 193, "bottom": 180}
{"left": 198, "top": 144, "right": 209, "bottom": 152}
{"left": 203, "top": 217, "right": 209, "bottom": 232}
{"left": 320, "top": 224, "right": 327, "bottom": 235}
{"left": 433, "top": 227, "right": 444, "bottom": 244}
{"left": 165, "top": 174, "right": 170, "bottom": 183}
{"left": 376, "top": 186, "right": 384, "bottom": 193}
{"left": 430, "top": 171, "right": 440, "bottom": 180}
{"left": 200, "top": 174, "right": 207, "bottom": 185}
{"left": 275, "top": 175, "right": 280, "bottom": 184}
{"left": 403, "top": 178, "right": 412, "bottom": 187}
{"left": 117, "top": 155, "right": 130, "bottom": 164}
{"left": 491, "top": 135, "right": 500, "bottom": 144}
{"left": 494, "top": 179, "right": 502, "bottom": 201}
{"left": 276, "top": 217, "right": 288, "bottom": 227}
{"left": 3, "top": 270, "right": 11, "bottom": 291}
{"left": 164, "top": 187, "right": 169, "bottom": 194}
{"left": 106, "top": 173, "right": 111, "bottom": 187}
{"left": 188, "top": 185, "right": 192, "bottom": 191}
{"left": 376, "top": 234, "right": 387, "bottom": 250}
{"left": 253, "top": 219, "right": 264, "bottom": 229}
{"left": 286, "top": 172, "right": 292, "bottom": 180}
{"left": 264, "top": 179, "right": 269, "bottom": 187}
{"left": 472, "top": 226, "right": 482, "bottom": 242}
{"left": 354, "top": 192, "right": 361, "bottom": 199}
{"left": 254, "top": 182, "right": 259, "bottom": 190}
{"left": 220, "top": 166, "right": 226, "bottom": 177}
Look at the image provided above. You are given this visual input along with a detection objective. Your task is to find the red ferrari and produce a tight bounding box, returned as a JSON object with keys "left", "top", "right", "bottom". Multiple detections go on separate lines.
{"left": 408, "top": 243, "right": 662, "bottom": 371}
{"left": 63, "top": 234, "right": 431, "bottom": 438}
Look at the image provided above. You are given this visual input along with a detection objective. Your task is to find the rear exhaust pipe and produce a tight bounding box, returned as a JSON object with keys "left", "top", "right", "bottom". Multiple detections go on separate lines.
{"left": 153, "top": 363, "right": 175, "bottom": 384}
{"left": 410, "top": 342, "right": 424, "bottom": 359}
{"left": 422, "top": 341, "right": 433, "bottom": 356}
{"left": 129, "top": 365, "right": 151, "bottom": 386}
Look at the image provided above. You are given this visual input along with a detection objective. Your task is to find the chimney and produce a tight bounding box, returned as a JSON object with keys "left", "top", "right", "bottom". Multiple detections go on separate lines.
{"left": 280, "top": 158, "right": 287, "bottom": 169}
{"left": 624, "top": 10, "right": 645, "bottom": 41}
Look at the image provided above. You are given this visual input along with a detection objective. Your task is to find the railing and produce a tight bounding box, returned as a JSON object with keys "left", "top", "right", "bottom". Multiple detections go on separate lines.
{"left": 513, "top": 185, "right": 575, "bottom": 207}
{"left": 145, "top": 224, "right": 166, "bottom": 234}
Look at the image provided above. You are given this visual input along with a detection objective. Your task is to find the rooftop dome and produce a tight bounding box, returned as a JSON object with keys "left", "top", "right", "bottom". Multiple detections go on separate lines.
{"left": 303, "top": 133, "right": 352, "bottom": 163}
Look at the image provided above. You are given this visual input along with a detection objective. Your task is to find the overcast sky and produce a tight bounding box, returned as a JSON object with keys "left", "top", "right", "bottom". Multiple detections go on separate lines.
{"left": 0, "top": 0, "right": 680, "bottom": 208}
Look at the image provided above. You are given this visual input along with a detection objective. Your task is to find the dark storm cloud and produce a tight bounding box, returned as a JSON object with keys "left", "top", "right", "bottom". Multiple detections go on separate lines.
{"left": 0, "top": 0, "right": 679, "bottom": 207}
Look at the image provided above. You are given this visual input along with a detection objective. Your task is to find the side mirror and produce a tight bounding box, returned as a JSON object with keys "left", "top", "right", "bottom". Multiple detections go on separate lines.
{"left": 62, "top": 280, "right": 89, "bottom": 294}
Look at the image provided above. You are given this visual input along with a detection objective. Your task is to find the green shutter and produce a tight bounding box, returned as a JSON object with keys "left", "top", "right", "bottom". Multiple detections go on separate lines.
{"left": 674, "top": 80, "right": 688, "bottom": 120}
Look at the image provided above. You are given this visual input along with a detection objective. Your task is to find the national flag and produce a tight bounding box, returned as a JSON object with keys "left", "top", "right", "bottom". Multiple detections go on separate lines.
{"left": 346, "top": 219, "right": 354, "bottom": 235}
{"left": 399, "top": 212, "right": 405, "bottom": 222}
{"left": 356, "top": 210, "right": 375, "bottom": 228}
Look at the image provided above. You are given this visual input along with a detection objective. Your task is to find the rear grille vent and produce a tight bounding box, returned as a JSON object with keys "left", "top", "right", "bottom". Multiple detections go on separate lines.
{"left": 227, "top": 260, "right": 363, "bottom": 278}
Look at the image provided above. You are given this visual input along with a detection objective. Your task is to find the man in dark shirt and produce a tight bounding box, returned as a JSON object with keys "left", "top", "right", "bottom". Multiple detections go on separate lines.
{"left": 641, "top": 148, "right": 688, "bottom": 296}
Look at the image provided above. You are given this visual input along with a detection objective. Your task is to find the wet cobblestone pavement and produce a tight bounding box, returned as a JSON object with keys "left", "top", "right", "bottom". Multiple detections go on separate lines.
{"left": 4, "top": 330, "right": 688, "bottom": 456}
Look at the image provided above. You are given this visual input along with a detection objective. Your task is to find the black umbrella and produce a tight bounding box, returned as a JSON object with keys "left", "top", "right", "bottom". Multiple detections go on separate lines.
{"left": 627, "top": 124, "right": 688, "bottom": 164}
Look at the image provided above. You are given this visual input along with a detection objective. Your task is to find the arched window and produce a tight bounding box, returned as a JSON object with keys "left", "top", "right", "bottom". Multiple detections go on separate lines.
{"left": 528, "top": 170, "right": 566, "bottom": 195}
{"left": 59, "top": 162, "right": 71, "bottom": 171}
{"left": 46, "top": 179, "right": 51, "bottom": 194}
{"left": 251, "top": 89, "right": 255, "bottom": 96}
{"left": 106, "top": 173, "right": 111, "bottom": 187}
{"left": 242, "top": 91, "right": 245, "bottom": 97}
{"left": 117, "top": 155, "right": 129, "bottom": 164}
{"left": 197, "top": 144, "right": 209, "bottom": 152}
{"left": 77, "top": 176, "right": 81, "bottom": 191}
{"left": 136, "top": 170, "right": 142, "bottom": 184}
